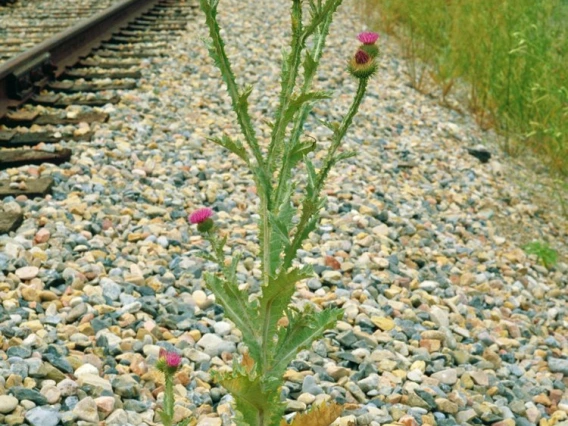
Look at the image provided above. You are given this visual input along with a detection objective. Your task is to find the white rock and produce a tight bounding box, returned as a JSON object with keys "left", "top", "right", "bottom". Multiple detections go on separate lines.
{"left": 75, "top": 363, "right": 99, "bottom": 378}
{"left": 213, "top": 321, "right": 232, "bottom": 336}
{"left": 431, "top": 368, "right": 458, "bottom": 385}
{"left": 429, "top": 306, "right": 449, "bottom": 328}
{"left": 15, "top": 266, "right": 39, "bottom": 281}
{"left": 197, "top": 333, "right": 224, "bottom": 356}
{"left": 0, "top": 395, "right": 18, "bottom": 414}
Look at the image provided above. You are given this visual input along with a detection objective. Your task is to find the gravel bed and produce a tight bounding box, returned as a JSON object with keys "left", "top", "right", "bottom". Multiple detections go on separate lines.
{"left": 0, "top": 0, "right": 567, "bottom": 425}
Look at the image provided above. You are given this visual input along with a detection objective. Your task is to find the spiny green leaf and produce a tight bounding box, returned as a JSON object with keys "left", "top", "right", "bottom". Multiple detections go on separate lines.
{"left": 209, "top": 135, "right": 249, "bottom": 164}
{"left": 313, "top": 116, "right": 340, "bottom": 134}
{"left": 268, "top": 210, "right": 292, "bottom": 276}
{"left": 303, "top": 0, "right": 343, "bottom": 39}
{"left": 271, "top": 307, "right": 343, "bottom": 378}
{"left": 262, "top": 119, "right": 275, "bottom": 129}
{"left": 226, "top": 251, "right": 241, "bottom": 283}
{"left": 213, "top": 366, "right": 282, "bottom": 426}
{"left": 289, "top": 140, "right": 316, "bottom": 167}
{"left": 330, "top": 150, "right": 357, "bottom": 166}
{"left": 204, "top": 273, "right": 260, "bottom": 359}
{"left": 259, "top": 266, "right": 314, "bottom": 367}
{"left": 214, "top": 369, "right": 263, "bottom": 426}
{"left": 238, "top": 85, "right": 253, "bottom": 109}
{"left": 276, "top": 181, "right": 296, "bottom": 225}
{"left": 268, "top": 212, "right": 291, "bottom": 248}
{"left": 158, "top": 410, "right": 170, "bottom": 426}
{"left": 293, "top": 207, "right": 320, "bottom": 250}
{"left": 305, "top": 158, "right": 318, "bottom": 198}
{"left": 283, "top": 91, "right": 331, "bottom": 126}
{"left": 303, "top": 51, "right": 317, "bottom": 82}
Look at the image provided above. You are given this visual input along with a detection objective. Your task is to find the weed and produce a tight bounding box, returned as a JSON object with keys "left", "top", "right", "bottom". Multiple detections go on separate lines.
{"left": 523, "top": 241, "right": 559, "bottom": 268}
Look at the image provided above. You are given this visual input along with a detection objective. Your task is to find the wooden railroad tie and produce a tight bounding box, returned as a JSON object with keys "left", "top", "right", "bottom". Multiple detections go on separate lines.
{"left": 0, "top": 148, "right": 72, "bottom": 170}
{"left": 0, "top": 212, "right": 23, "bottom": 235}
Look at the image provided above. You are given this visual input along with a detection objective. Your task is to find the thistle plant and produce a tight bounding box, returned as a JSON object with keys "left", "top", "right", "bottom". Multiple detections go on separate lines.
{"left": 194, "top": 1, "right": 378, "bottom": 424}
{"left": 155, "top": 349, "right": 192, "bottom": 426}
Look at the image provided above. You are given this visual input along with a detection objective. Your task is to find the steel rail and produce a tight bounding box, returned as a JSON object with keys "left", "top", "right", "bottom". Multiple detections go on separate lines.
{"left": 0, "top": 0, "right": 162, "bottom": 117}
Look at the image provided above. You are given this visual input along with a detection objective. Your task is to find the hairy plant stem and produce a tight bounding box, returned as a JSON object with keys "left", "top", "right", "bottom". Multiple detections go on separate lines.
{"left": 273, "top": 12, "right": 334, "bottom": 212}
{"left": 164, "top": 374, "right": 174, "bottom": 426}
{"left": 283, "top": 78, "right": 368, "bottom": 270}
{"left": 267, "top": 0, "right": 304, "bottom": 171}
{"left": 200, "top": 0, "right": 264, "bottom": 170}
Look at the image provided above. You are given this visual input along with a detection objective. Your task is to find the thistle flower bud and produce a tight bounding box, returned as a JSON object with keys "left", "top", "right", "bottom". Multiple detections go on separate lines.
{"left": 355, "top": 49, "right": 371, "bottom": 65}
{"left": 348, "top": 49, "right": 377, "bottom": 80}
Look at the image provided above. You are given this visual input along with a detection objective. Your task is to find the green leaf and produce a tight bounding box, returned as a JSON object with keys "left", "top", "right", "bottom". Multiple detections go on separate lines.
{"left": 304, "top": 0, "right": 343, "bottom": 39}
{"left": 268, "top": 210, "right": 293, "bottom": 276}
{"left": 276, "top": 181, "right": 296, "bottom": 223}
{"left": 208, "top": 135, "right": 249, "bottom": 164}
{"left": 312, "top": 116, "right": 339, "bottom": 134}
{"left": 213, "top": 364, "right": 282, "bottom": 426}
{"left": 293, "top": 206, "right": 320, "bottom": 249}
{"left": 289, "top": 140, "right": 317, "bottom": 167}
{"left": 268, "top": 212, "right": 291, "bottom": 248}
{"left": 303, "top": 51, "right": 317, "bottom": 82}
{"left": 271, "top": 306, "right": 343, "bottom": 378}
{"left": 204, "top": 273, "right": 260, "bottom": 359}
{"left": 214, "top": 369, "right": 264, "bottom": 426}
{"left": 158, "top": 410, "right": 172, "bottom": 426}
{"left": 305, "top": 158, "right": 318, "bottom": 199}
{"left": 260, "top": 266, "right": 314, "bottom": 367}
{"left": 262, "top": 119, "right": 275, "bottom": 129}
{"left": 238, "top": 85, "right": 253, "bottom": 109}
{"left": 330, "top": 150, "right": 356, "bottom": 166}
{"left": 283, "top": 91, "right": 331, "bottom": 126}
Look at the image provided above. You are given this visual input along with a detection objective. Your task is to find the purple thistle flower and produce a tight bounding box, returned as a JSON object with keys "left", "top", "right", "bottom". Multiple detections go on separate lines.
{"left": 358, "top": 32, "right": 379, "bottom": 45}
{"left": 157, "top": 348, "right": 182, "bottom": 373}
{"left": 189, "top": 207, "right": 213, "bottom": 224}
{"left": 164, "top": 351, "right": 182, "bottom": 368}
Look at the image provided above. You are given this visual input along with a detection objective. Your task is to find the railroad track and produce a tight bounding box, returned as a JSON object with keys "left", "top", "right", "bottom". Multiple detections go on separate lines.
{"left": 0, "top": 0, "right": 197, "bottom": 233}
{"left": 0, "top": 0, "right": 123, "bottom": 62}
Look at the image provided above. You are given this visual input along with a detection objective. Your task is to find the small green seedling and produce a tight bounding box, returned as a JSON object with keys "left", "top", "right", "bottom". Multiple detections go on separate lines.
{"left": 523, "top": 241, "right": 558, "bottom": 269}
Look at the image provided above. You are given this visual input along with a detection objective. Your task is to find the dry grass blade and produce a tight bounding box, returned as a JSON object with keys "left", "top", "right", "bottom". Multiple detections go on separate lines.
{"left": 281, "top": 402, "right": 344, "bottom": 426}
{"left": 241, "top": 351, "right": 255, "bottom": 374}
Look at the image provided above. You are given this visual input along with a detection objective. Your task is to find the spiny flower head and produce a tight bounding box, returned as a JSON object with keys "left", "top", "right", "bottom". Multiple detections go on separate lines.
{"left": 189, "top": 207, "right": 214, "bottom": 233}
{"left": 358, "top": 31, "right": 379, "bottom": 45}
{"left": 156, "top": 348, "right": 182, "bottom": 375}
{"left": 349, "top": 49, "right": 377, "bottom": 80}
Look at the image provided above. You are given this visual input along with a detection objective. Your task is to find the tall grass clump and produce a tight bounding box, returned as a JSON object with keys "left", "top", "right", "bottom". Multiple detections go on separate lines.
{"left": 363, "top": 0, "right": 568, "bottom": 175}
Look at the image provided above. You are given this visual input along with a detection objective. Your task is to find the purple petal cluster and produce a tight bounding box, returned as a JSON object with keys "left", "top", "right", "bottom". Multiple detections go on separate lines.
{"left": 358, "top": 31, "right": 379, "bottom": 45}
{"left": 189, "top": 207, "right": 213, "bottom": 224}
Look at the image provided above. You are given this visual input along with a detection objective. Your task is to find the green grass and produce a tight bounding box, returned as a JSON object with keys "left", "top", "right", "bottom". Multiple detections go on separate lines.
{"left": 363, "top": 0, "right": 568, "bottom": 175}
